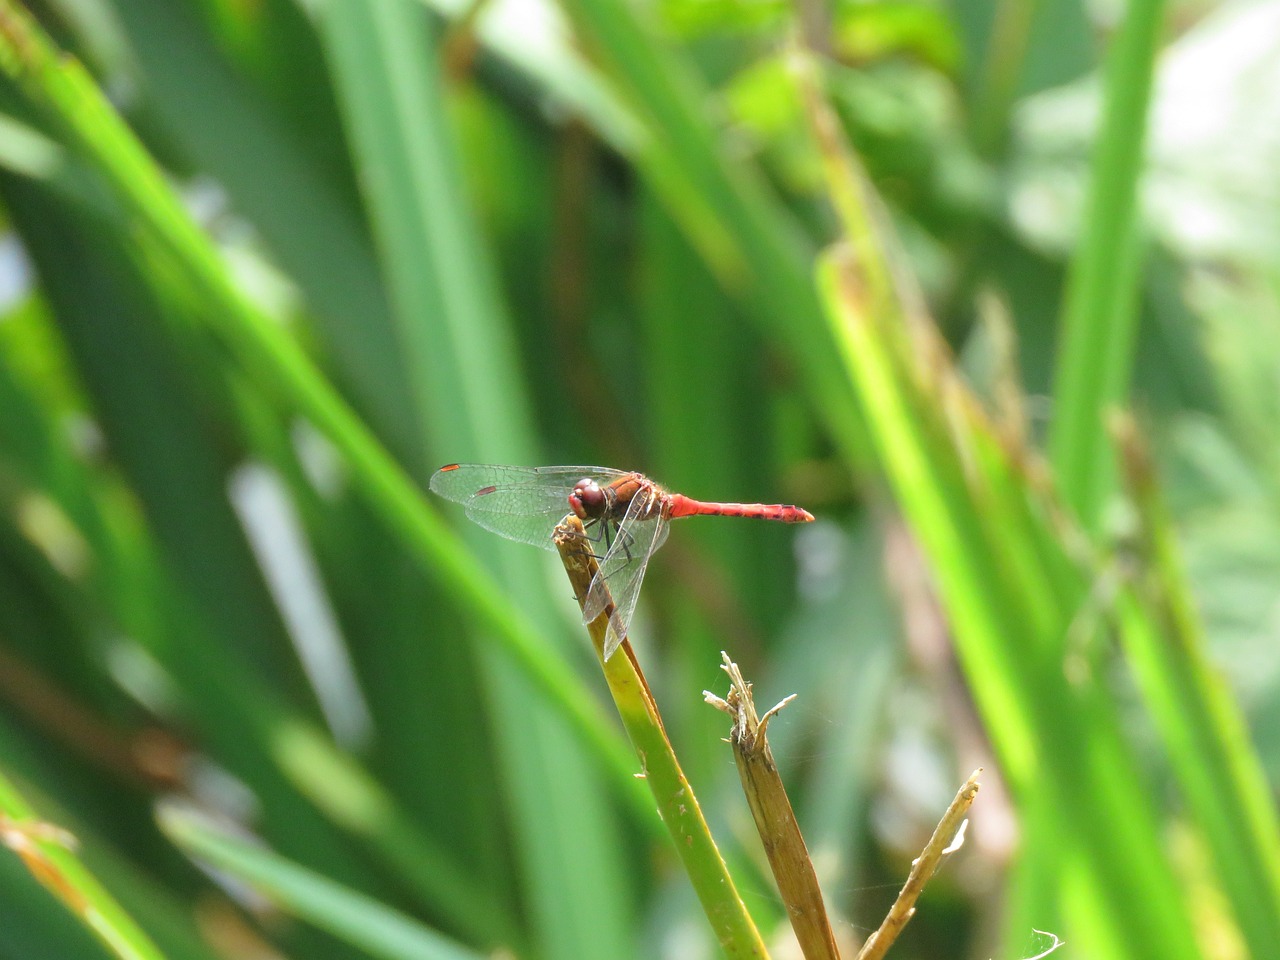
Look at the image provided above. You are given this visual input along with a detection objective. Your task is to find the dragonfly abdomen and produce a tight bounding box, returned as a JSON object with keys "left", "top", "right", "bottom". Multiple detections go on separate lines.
{"left": 666, "top": 495, "right": 814, "bottom": 523}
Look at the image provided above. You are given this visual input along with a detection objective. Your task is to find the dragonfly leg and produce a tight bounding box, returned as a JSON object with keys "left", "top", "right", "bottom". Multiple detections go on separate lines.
{"left": 580, "top": 519, "right": 630, "bottom": 563}
{"left": 616, "top": 526, "right": 636, "bottom": 562}
{"left": 574, "top": 518, "right": 610, "bottom": 561}
{"left": 601, "top": 521, "right": 639, "bottom": 563}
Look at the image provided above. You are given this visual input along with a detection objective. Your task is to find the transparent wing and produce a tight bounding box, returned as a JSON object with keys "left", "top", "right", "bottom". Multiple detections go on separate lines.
{"left": 582, "top": 490, "right": 671, "bottom": 659}
{"left": 429, "top": 464, "right": 627, "bottom": 503}
{"left": 429, "top": 464, "right": 625, "bottom": 551}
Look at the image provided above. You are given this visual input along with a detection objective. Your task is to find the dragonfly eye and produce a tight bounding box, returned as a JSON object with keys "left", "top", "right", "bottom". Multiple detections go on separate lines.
{"left": 569, "top": 478, "right": 605, "bottom": 519}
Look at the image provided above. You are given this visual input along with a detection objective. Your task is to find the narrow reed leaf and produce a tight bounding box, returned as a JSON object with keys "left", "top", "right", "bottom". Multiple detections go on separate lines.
{"left": 1113, "top": 415, "right": 1280, "bottom": 954}
{"left": 159, "top": 803, "right": 486, "bottom": 960}
{"left": 1049, "top": 0, "right": 1167, "bottom": 529}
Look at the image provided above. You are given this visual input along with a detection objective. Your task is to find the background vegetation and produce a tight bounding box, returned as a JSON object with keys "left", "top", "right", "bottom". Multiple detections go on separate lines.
{"left": 0, "top": 0, "right": 1278, "bottom": 958}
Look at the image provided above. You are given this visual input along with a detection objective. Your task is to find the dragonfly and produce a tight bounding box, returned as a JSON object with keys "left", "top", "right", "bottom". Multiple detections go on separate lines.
{"left": 429, "top": 464, "right": 815, "bottom": 660}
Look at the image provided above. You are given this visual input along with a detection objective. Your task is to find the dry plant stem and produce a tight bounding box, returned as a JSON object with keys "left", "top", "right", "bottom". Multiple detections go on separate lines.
{"left": 553, "top": 517, "right": 770, "bottom": 960}
{"left": 856, "top": 770, "right": 982, "bottom": 960}
{"left": 706, "top": 654, "right": 840, "bottom": 960}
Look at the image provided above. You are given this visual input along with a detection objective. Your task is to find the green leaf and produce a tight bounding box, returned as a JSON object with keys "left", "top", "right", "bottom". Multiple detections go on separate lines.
{"left": 159, "top": 803, "right": 485, "bottom": 960}
{"left": 1049, "top": 0, "right": 1167, "bottom": 529}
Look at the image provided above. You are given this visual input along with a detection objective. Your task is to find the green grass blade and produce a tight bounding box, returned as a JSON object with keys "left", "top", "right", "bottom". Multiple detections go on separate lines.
{"left": 159, "top": 803, "right": 485, "bottom": 960}
{"left": 1115, "top": 424, "right": 1280, "bottom": 954}
{"left": 1049, "top": 0, "right": 1167, "bottom": 529}
{"left": 313, "top": 0, "right": 528, "bottom": 447}
{"left": 0, "top": 714, "right": 228, "bottom": 960}
{"left": 107, "top": 0, "right": 426, "bottom": 472}
{"left": 0, "top": 767, "right": 167, "bottom": 960}
{"left": 816, "top": 242, "right": 1202, "bottom": 960}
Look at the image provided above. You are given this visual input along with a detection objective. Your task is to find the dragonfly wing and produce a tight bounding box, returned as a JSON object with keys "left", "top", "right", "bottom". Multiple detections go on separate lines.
{"left": 582, "top": 491, "right": 671, "bottom": 659}
{"left": 429, "top": 464, "right": 623, "bottom": 502}
{"left": 461, "top": 502, "right": 570, "bottom": 551}
{"left": 429, "top": 464, "right": 624, "bottom": 551}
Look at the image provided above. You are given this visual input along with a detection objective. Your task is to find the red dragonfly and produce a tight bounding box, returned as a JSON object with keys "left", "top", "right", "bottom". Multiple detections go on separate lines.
{"left": 430, "top": 464, "right": 814, "bottom": 660}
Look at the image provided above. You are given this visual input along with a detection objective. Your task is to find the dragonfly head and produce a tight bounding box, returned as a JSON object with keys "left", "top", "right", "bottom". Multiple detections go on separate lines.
{"left": 568, "top": 478, "right": 605, "bottom": 520}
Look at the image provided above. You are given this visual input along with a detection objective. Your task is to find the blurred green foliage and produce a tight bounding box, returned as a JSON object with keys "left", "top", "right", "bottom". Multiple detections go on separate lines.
{"left": 0, "top": 0, "right": 1278, "bottom": 958}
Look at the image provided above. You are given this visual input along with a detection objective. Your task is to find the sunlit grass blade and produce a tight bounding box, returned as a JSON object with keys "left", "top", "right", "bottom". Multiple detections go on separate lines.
{"left": 1114, "top": 417, "right": 1280, "bottom": 954}
{"left": 159, "top": 802, "right": 486, "bottom": 960}
{"left": 816, "top": 223, "right": 1201, "bottom": 960}
{"left": 801, "top": 42, "right": 1204, "bottom": 955}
